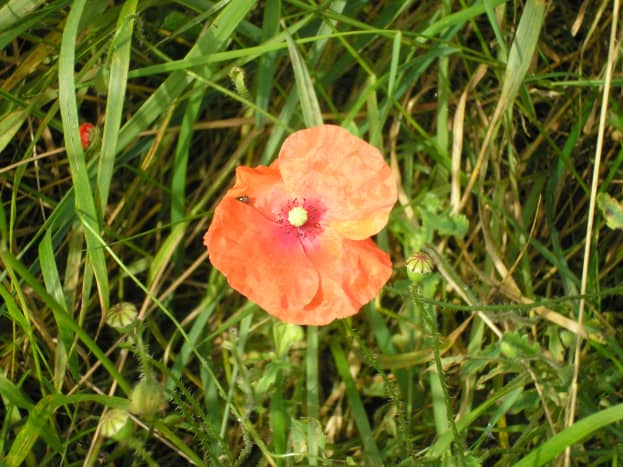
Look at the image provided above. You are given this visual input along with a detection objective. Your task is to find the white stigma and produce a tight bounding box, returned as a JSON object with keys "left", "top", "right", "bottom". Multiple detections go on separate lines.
{"left": 288, "top": 206, "right": 308, "bottom": 227}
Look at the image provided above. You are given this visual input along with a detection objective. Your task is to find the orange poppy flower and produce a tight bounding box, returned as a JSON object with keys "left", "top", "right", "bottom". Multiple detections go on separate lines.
{"left": 204, "top": 125, "right": 397, "bottom": 325}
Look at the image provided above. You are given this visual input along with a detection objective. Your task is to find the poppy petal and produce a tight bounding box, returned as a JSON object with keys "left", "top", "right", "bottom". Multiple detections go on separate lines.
{"left": 278, "top": 125, "right": 397, "bottom": 240}
{"left": 225, "top": 166, "right": 292, "bottom": 222}
{"left": 339, "top": 237, "right": 393, "bottom": 306}
{"left": 205, "top": 197, "right": 319, "bottom": 313}
{"left": 269, "top": 229, "right": 392, "bottom": 325}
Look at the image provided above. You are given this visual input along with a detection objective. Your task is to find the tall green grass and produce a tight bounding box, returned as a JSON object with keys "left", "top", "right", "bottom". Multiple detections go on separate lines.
{"left": 1, "top": 0, "right": 623, "bottom": 465}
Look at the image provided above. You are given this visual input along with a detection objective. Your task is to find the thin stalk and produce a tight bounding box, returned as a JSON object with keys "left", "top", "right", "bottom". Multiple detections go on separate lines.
{"left": 565, "top": 0, "right": 620, "bottom": 465}
{"left": 306, "top": 325, "right": 319, "bottom": 464}
{"left": 417, "top": 285, "right": 465, "bottom": 465}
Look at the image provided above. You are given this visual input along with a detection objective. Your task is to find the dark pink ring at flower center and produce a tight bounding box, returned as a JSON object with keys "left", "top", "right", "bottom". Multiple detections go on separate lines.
{"left": 276, "top": 198, "right": 324, "bottom": 240}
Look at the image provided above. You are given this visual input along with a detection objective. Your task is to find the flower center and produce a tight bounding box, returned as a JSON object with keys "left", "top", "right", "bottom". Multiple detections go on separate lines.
{"left": 276, "top": 198, "right": 325, "bottom": 242}
{"left": 287, "top": 206, "right": 308, "bottom": 227}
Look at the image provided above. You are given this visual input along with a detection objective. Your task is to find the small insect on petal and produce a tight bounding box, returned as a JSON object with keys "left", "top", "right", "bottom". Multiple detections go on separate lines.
{"left": 236, "top": 195, "right": 249, "bottom": 203}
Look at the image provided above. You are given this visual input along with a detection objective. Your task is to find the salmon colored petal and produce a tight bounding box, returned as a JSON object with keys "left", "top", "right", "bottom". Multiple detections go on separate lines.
{"left": 307, "top": 231, "right": 393, "bottom": 324}
{"left": 262, "top": 264, "right": 355, "bottom": 324}
{"left": 204, "top": 197, "right": 319, "bottom": 313}
{"left": 339, "top": 237, "right": 393, "bottom": 306}
{"left": 266, "top": 229, "right": 392, "bottom": 325}
{"left": 225, "top": 166, "right": 292, "bottom": 222}
{"left": 226, "top": 165, "right": 281, "bottom": 199}
{"left": 330, "top": 213, "right": 392, "bottom": 241}
{"left": 278, "top": 125, "right": 397, "bottom": 240}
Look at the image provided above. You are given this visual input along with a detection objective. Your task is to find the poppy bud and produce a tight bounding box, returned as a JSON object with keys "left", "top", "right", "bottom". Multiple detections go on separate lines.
{"left": 100, "top": 408, "right": 132, "bottom": 440}
{"left": 129, "top": 379, "right": 166, "bottom": 418}
{"left": 79, "top": 122, "right": 99, "bottom": 151}
{"left": 405, "top": 251, "right": 433, "bottom": 284}
{"left": 106, "top": 302, "right": 138, "bottom": 332}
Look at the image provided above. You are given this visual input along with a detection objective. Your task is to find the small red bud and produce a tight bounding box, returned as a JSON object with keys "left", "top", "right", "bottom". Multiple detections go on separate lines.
{"left": 79, "top": 123, "right": 95, "bottom": 151}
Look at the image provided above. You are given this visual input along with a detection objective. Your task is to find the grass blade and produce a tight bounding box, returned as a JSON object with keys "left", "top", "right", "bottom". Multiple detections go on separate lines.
{"left": 4, "top": 393, "right": 128, "bottom": 467}
{"left": 255, "top": 0, "right": 281, "bottom": 127}
{"left": 514, "top": 403, "right": 623, "bottom": 467}
{"left": 0, "top": 250, "right": 131, "bottom": 395}
{"left": 286, "top": 33, "right": 323, "bottom": 128}
{"left": 116, "top": 0, "right": 258, "bottom": 152}
{"left": 0, "top": 0, "right": 45, "bottom": 32}
{"left": 458, "top": 0, "right": 546, "bottom": 210}
{"left": 96, "top": 0, "right": 138, "bottom": 214}
{"left": 330, "top": 340, "right": 382, "bottom": 465}
{"left": 58, "top": 0, "right": 110, "bottom": 310}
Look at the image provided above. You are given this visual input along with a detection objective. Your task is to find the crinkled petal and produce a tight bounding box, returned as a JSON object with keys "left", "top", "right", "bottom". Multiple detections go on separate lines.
{"left": 266, "top": 229, "right": 393, "bottom": 325}
{"left": 278, "top": 125, "right": 397, "bottom": 240}
{"left": 204, "top": 197, "right": 319, "bottom": 313}
{"left": 338, "top": 237, "right": 393, "bottom": 306}
{"left": 226, "top": 165, "right": 292, "bottom": 222}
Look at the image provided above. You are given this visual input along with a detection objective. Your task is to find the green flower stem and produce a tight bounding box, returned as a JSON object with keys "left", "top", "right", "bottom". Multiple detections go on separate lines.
{"left": 306, "top": 325, "right": 319, "bottom": 464}
{"left": 406, "top": 295, "right": 415, "bottom": 430}
{"left": 220, "top": 313, "right": 253, "bottom": 439}
{"left": 133, "top": 321, "right": 152, "bottom": 382}
{"left": 414, "top": 285, "right": 465, "bottom": 464}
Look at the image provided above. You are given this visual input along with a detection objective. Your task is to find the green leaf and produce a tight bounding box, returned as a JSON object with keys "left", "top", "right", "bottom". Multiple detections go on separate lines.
{"left": 273, "top": 322, "right": 304, "bottom": 358}
{"left": 255, "top": 362, "right": 280, "bottom": 395}
{"left": 0, "top": 0, "right": 45, "bottom": 31}
{"left": 255, "top": 0, "right": 281, "bottom": 127}
{"left": 58, "top": 0, "right": 110, "bottom": 310}
{"left": 500, "top": 331, "right": 540, "bottom": 359}
{"left": 96, "top": 0, "right": 138, "bottom": 215}
{"left": 161, "top": 11, "right": 201, "bottom": 40}
{"left": 431, "top": 379, "right": 527, "bottom": 457}
{"left": 513, "top": 403, "right": 623, "bottom": 467}
{"left": 0, "top": 250, "right": 131, "bottom": 395}
{"left": 497, "top": 0, "right": 546, "bottom": 122}
{"left": 4, "top": 393, "right": 129, "bottom": 467}
{"left": 117, "top": 0, "right": 258, "bottom": 152}
{"left": 597, "top": 192, "right": 623, "bottom": 230}
{"left": 286, "top": 33, "right": 323, "bottom": 128}
{"left": 0, "top": 108, "right": 27, "bottom": 154}
{"left": 417, "top": 194, "right": 469, "bottom": 240}
{"left": 289, "top": 418, "right": 325, "bottom": 463}
{"left": 331, "top": 341, "right": 382, "bottom": 465}
{"left": 424, "top": 210, "right": 469, "bottom": 238}
{"left": 0, "top": 372, "right": 33, "bottom": 410}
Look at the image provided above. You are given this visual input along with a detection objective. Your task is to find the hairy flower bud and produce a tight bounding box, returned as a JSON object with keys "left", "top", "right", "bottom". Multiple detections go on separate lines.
{"left": 106, "top": 302, "right": 138, "bottom": 332}
{"left": 130, "top": 379, "right": 166, "bottom": 418}
{"left": 100, "top": 409, "right": 132, "bottom": 440}
{"left": 405, "top": 251, "right": 433, "bottom": 284}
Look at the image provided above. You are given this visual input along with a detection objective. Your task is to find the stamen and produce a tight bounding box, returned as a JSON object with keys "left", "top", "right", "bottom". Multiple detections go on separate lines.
{"left": 276, "top": 198, "right": 325, "bottom": 242}
{"left": 288, "top": 206, "right": 308, "bottom": 227}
